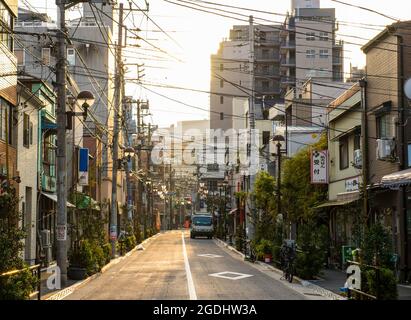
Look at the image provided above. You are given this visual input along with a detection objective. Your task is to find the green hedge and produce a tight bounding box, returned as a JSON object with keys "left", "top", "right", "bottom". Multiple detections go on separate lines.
{"left": 0, "top": 269, "right": 38, "bottom": 300}
{"left": 362, "top": 268, "right": 398, "bottom": 300}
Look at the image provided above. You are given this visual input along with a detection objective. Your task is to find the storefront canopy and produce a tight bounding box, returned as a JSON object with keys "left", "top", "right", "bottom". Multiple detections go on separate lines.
{"left": 381, "top": 168, "right": 411, "bottom": 189}
{"left": 314, "top": 199, "right": 357, "bottom": 209}
{"left": 41, "top": 192, "right": 76, "bottom": 208}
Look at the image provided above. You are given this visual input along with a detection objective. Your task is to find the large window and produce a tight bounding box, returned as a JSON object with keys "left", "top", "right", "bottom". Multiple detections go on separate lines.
{"left": 339, "top": 137, "right": 349, "bottom": 170}
{"left": 377, "top": 114, "right": 390, "bottom": 139}
{"left": 0, "top": 98, "right": 12, "bottom": 144}
{"left": 0, "top": 2, "right": 13, "bottom": 50}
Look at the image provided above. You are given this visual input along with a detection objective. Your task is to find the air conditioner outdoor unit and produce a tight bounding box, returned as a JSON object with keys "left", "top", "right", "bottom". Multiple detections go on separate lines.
{"left": 376, "top": 139, "right": 395, "bottom": 160}
{"left": 353, "top": 149, "right": 362, "bottom": 168}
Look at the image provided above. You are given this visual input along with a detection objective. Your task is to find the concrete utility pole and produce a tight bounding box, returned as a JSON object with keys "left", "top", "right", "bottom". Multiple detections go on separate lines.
{"left": 56, "top": 0, "right": 68, "bottom": 286}
{"left": 359, "top": 78, "right": 368, "bottom": 224}
{"left": 136, "top": 99, "right": 143, "bottom": 235}
{"left": 110, "top": 3, "right": 124, "bottom": 258}
{"left": 247, "top": 15, "right": 256, "bottom": 241}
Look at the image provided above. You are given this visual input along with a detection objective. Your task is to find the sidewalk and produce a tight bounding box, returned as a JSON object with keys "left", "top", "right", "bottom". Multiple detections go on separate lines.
{"left": 308, "top": 268, "right": 411, "bottom": 300}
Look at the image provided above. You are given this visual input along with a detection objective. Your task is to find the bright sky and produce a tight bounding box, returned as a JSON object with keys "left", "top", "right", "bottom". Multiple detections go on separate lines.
{"left": 27, "top": 1, "right": 411, "bottom": 127}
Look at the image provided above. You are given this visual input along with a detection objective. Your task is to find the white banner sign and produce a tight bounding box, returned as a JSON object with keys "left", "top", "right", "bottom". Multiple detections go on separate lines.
{"left": 311, "top": 150, "right": 328, "bottom": 184}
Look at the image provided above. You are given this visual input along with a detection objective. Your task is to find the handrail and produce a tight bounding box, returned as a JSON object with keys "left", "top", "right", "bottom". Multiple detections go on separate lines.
{"left": 0, "top": 264, "right": 41, "bottom": 300}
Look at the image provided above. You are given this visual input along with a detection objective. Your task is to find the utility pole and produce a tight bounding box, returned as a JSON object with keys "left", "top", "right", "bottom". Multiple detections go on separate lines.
{"left": 136, "top": 99, "right": 143, "bottom": 236}
{"left": 110, "top": 3, "right": 124, "bottom": 258}
{"left": 56, "top": 1, "right": 68, "bottom": 286}
{"left": 247, "top": 15, "right": 256, "bottom": 241}
{"left": 359, "top": 78, "right": 368, "bottom": 226}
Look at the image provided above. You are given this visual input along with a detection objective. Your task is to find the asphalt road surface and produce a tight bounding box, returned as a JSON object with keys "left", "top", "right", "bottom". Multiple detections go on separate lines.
{"left": 64, "top": 231, "right": 327, "bottom": 300}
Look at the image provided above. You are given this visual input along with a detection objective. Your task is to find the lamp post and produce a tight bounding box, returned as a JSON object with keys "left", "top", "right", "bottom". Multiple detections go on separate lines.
{"left": 273, "top": 135, "right": 285, "bottom": 238}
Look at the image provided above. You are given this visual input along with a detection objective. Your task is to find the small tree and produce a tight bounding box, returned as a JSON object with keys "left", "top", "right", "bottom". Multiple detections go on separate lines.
{"left": 0, "top": 186, "right": 38, "bottom": 300}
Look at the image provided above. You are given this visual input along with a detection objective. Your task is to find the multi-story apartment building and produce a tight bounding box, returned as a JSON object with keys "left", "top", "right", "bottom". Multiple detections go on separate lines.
{"left": 361, "top": 21, "right": 411, "bottom": 282}
{"left": 0, "top": 0, "right": 18, "bottom": 183}
{"left": 210, "top": 24, "right": 282, "bottom": 131}
{"left": 280, "top": 0, "right": 344, "bottom": 91}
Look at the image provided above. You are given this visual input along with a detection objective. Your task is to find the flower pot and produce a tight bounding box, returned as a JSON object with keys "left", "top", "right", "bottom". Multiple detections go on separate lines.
{"left": 264, "top": 254, "right": 272, "bottom": 263}
{"left": 68, "top": 266, "right": 87, "bottom": 280}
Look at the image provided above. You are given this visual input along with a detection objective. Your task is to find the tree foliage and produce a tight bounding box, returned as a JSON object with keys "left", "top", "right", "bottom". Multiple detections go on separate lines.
{"left": 281, "top": 133, "right": 328, "bottom": 223}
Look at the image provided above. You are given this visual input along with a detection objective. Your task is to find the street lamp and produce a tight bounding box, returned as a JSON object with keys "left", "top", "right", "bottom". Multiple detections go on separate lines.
{"left": 66, "top": 91, "right": 95, "bottom": 130}
{"left": 124, "top": 147, "right": 135, "bottom": 161}
{"left": 273, "top": 134, "right": 285, "bottom": 238}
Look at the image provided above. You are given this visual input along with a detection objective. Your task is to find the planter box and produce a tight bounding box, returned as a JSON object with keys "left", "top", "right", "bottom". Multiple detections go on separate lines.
{"left": 68, "top": 267, "right": 87, "bottom": 280}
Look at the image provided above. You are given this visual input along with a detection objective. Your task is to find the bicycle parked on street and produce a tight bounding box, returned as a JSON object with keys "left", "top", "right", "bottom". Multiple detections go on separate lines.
{"left": 280, "top": 240, "right": 296, "bottom": 283}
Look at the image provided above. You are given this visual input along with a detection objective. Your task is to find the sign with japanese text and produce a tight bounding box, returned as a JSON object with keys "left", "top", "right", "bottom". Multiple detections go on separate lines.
{"left": 345, "top": 177, "right": 360, "bottom": 192}
{"left": 56, "top": 224, "right": 67, "bottom": 241}
{"left": 311, "top": 150, "right": 328, "bottom": 184}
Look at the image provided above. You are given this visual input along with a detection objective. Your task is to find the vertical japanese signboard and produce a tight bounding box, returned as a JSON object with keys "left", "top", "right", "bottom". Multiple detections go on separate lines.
{"left": 78, "top": 148, "right": 89, "bottom": 186}
{"left": 311, "top": 150, "right": 328, "bottom": 184}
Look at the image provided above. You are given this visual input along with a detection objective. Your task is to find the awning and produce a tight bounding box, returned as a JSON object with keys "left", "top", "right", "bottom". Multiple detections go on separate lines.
{"left": 41, "top": 192, "right": 76, "bottom": 208}
{"left": 228, "top": 208, "right": 238, "bottom": 215}
{"left": 381, "top": 168, "right": 411, "bottom": 189}
{"left": 314, "top": 199, "right": 358, "bottom": 209}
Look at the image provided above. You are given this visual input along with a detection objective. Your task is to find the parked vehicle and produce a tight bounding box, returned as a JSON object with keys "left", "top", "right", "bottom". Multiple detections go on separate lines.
{"left": 190, "top": 214, "right": 213, "bottom": 239}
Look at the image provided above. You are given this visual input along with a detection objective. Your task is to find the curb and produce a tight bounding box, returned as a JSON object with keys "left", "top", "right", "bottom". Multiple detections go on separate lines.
{"left": 255, "top": 261, "right": 345, "bottom": 300}
{"left": 45, "top": 232, "right": 160, "bottom": 300}
{"left": 215, "top": 238, "right": 345, "bottom": 301}
{"left": 213, "top": 238, "right": 245, "bottom": 258}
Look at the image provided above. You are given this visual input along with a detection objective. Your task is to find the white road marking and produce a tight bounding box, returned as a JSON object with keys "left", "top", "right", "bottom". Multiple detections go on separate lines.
{"left": 198, "top": 254, "right": 223, "bottom": 258}
{"left": 209, "top": 271, "right": 254, "bottom": 280}
{"left": 182, "top": 232, "right": 197, "bottom": 300}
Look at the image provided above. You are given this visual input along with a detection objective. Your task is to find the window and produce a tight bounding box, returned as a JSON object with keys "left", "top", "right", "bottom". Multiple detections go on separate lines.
{"left": 262, "top": 65, "right": 269, "bottom": 75}
{"left": 262, "top": 131, "right": 270, "bottom": 145}
{"left": 23, "top": 113, "right": 30, "bottom": 148}
{"left": 377, "top": 114, "right": 390, "bottom": 139}
{"left": 262, "top": 49, "right": 269, "bottom": 59}
{"left": 262, "top": 81, "right": 269, "bottom": 90}
{"left": 354, "top": 133, "right": 361, "bottom": 151}
{"left": 15, "top": 48, "right": 25, "bottom": 66}
{"left": 220, "top": 96, "right": 224, "bottom": 104}
{"left": 306, "top": 32, "right": 315, "bottom": 41}
{"left": 235, "top": 30, "right": 242, "bottom": 40}
{"left": 220, "top": 112, "right": 224, "bottom": 120}
{"left": 220, "top": 79, "right": 224, "bottom": 88}
{"left": 259, "top": 31, "right": 266, "bottom": 41}
{"left": 0, "top": 3, "right": 13, "bottom": 50}
{"left": 42, "top": 48, "right": 51, "bottom": 66}
{"left": 67, "top": 48, "right": 75, "bottom": 66}
{"left": 339, "top": 138, "right": 349, "bottom": 170}
{"left": 319, "top": 49, "right": 329, "bottom": 58}
{"left": 319, "top": 32, "right": 329, "bottom": 41}
{"left": 0, "top": 99, "right": 12, "bottom": 143}
{"left": 306, "top": 49, "right": 315, "bottom": 58}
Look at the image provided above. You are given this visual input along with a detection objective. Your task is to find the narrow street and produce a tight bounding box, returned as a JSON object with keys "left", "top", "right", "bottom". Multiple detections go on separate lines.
{"left": 63, "top": 231, "right": 318, "bottom": 300}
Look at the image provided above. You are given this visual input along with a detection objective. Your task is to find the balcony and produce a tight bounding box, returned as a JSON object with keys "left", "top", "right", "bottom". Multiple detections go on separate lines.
{"left": 280, "top": 40, "right": 296, "bottom": 50}
{"left": 281, "top": 58, "right": 296, "bottom": 67}
{"left": 256, "top": 55, "right": 280, "bottom": 62}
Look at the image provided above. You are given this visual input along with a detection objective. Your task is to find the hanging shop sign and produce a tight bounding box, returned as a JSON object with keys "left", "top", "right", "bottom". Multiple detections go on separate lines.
{"left": 78, "top": 148, "right": 89, "bottom": 186}
{"left": 311, "top": 150, "right": 328, "bottom": 184}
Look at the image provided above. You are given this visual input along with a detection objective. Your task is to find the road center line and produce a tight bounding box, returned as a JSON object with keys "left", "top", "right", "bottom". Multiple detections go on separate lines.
{"left": 182, "top": 232, "right": 197, "bottom": 300}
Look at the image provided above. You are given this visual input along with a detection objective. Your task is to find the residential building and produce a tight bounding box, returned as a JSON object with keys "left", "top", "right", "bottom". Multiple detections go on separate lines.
{"left": 210, "top": 24, "right": 282, "bottom": 131}
{"left": 0, "top": 0, "right": 18, "bottom": 185}
{"left": 16, "top": 81, "right": 42, "bottom": 265}
{"left": 280, "top": 0, "right": 344, "bottom": 91}
{"left": 361, "top": 21, "right": 411, "bottom": 282}
{"left": 316, "top": 83, "right": 362, "bottom": 267}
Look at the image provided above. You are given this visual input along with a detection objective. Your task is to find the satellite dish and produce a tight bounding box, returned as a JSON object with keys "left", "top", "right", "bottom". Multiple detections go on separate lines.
{"left": 405, "top": 78, "right": 411, "bottom": 100}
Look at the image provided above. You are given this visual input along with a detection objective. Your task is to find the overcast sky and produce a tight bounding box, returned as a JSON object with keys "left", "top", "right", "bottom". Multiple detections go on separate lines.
{"left": 27, "top": 0, "right": 411, "bottom": 127}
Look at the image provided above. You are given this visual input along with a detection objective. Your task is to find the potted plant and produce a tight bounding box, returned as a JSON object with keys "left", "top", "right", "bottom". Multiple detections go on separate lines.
{"left": 257, "top": 239, "right": 274, "bottom": 263}
{"left": 68, "top": 241, "right": 91, "bottom": 280}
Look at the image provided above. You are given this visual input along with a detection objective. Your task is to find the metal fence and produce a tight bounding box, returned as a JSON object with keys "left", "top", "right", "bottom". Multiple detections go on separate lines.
{"left": 0, "top": 264, "right": 41, "bottom": 300}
